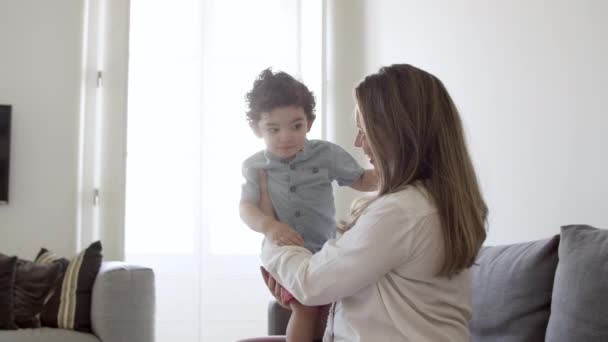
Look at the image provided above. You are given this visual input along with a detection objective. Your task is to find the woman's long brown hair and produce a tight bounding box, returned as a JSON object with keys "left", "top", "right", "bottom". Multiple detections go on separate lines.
{"left": 352, "top": 64, "right": 487, "bottom": 277}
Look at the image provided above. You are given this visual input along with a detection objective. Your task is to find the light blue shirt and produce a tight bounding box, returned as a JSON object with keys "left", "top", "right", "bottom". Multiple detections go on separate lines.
{"left": 241, "top": 139, "right": 364, "bottom": 252}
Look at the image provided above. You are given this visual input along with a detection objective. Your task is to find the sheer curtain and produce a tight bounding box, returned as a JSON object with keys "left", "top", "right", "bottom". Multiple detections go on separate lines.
{"left": 125, "top": 1, "right": 322, "bottom": 341}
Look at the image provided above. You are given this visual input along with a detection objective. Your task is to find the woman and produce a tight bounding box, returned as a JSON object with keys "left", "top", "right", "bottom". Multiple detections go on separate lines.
{"left": 243, "top": 64, "right": 487, "bottom": 341}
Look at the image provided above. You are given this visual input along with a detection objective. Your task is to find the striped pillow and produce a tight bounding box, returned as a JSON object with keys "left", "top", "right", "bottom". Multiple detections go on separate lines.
{"left": 35, "top": 241, "right": 103, "bottom": 332}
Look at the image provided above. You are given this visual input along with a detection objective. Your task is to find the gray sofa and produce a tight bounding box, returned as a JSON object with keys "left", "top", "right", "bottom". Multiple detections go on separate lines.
{"left": 0, "top": 261, "right": 155, "bottom": 342}
{"left": 265, "top": 224, "right": 608, "bottom": 341}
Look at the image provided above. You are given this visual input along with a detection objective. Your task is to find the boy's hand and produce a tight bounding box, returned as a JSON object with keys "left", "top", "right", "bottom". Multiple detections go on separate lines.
{"left": 350, "top": 169, "right": 379, "bottom": 192}
{"left": 265, "top": 221, "right": 305, "bottom": 247}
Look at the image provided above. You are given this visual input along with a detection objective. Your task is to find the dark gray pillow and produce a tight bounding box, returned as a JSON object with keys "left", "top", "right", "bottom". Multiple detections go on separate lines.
{"left": 0, "top": 253, "right": 18, "bottom": 330}
{"left": 545, "top": 224, "right": 608, "bottom": 342}
{"left": 13, "top": 258, "right": 61, "bottom": 328}
{"left": 470, "top": 235, "right": 560, "bottom": 342}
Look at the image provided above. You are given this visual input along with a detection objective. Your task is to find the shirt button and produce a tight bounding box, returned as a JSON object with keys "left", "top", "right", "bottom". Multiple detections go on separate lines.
{"left": 295, "top": 210, "right": 301, "bottom": 217}
{"left": 290, "top": 185, "right": 297, "bottom": 193}
{"left": 290, "top": 164, "right": 296, "bottom": 170}
{"left": 312, "top": 167, "right": 319, "bottom": 173}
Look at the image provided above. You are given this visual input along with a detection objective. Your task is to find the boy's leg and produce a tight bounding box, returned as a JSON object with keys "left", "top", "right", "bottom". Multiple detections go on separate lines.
{"left": 286, "top": 301, "right": 318, "bottom": 342}
{"left": 313, "top": 304, "right": 331, "bottom": 340}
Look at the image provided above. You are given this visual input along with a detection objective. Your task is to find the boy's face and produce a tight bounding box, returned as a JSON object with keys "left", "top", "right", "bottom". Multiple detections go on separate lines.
{"left": 256, "top": 106, "right": 313, "bottom": 160}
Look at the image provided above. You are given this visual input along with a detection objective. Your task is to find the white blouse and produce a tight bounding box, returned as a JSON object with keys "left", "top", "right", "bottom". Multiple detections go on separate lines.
{"left": 261, "top": 185, "right": 472, "bottom": 342}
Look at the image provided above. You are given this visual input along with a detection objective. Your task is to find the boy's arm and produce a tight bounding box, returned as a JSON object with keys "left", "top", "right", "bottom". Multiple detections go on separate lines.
{"left": 329, "top": 143, "right": 376, "bottom": 192}
{"left": 240, "top": 200, "right": 305, "bottom": 247}
{"left": 349, "top": 169, "right": 378, "bottom": 192}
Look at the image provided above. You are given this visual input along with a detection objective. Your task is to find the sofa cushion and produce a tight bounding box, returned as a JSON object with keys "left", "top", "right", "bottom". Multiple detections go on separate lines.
{"left": 470, "top": 235, "right": 560, "bottom": 342}
{"left": 13, "top": 259, "right": 61, "bottom": 328}
{"left": 35, "top": 241, "right": 103, "bottom": 333}
{"left": 0, "top": 327, "right": 100, "bottom": 342}
{"left": 0, "top": 253, "right": 18, "bottom": 329}
{"left": 545, "top": 224, "right": 608, "bottom": 342}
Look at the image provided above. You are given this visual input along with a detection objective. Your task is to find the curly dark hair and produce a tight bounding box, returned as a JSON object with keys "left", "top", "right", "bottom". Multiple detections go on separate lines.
{"left": 245, "top": 68, "right": 316, "bottom": 128}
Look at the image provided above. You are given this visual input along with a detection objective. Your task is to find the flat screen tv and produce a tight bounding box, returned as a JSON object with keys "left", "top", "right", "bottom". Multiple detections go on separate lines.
{"left": 0, "top": 105, "right": 11, "bottom": 204}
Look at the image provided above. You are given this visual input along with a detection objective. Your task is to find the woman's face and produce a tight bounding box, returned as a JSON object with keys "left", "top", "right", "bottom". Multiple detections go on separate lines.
{"left": 354, "top": 108, "right": 374, "bottom": 165}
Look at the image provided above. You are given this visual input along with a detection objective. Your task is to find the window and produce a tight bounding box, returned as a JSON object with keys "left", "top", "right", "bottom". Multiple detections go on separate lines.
{"left": 125, "top": 1, "right": 323, "bottom": 340}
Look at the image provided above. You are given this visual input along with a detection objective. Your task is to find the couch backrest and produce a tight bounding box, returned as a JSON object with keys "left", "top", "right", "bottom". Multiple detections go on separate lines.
{"left": 471, "top": 235, "right": 560, "bottom": 342}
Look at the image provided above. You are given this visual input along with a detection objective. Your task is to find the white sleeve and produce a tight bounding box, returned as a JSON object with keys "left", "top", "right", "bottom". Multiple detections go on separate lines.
{"left": 261, "top": 198, "right": 423, "bottom": 306}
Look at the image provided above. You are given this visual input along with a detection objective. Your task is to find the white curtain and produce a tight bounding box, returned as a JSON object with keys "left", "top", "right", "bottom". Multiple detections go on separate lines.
{"left": 125, "top": 1, "right": 322, "bottom": 340}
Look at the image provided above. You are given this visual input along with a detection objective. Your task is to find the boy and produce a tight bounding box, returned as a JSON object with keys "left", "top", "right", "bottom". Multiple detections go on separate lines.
{"left": 240, "top": 68, "right": 377, "bottom": 341}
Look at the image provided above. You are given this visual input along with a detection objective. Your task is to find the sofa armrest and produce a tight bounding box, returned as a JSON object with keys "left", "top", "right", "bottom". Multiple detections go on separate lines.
{"left": 91, "top": 261, "right": 155, "bottom": 342}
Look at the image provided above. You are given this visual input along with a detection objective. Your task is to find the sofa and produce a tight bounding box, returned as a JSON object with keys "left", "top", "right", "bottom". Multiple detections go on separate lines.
{"left": 0, "top": 261, "right": 155, "bottom": 342}
{"left": 258, "top": 224, "right": 608, "bottom": 341}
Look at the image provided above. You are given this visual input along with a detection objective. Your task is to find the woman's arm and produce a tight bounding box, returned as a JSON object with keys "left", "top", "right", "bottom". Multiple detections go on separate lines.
{"left": 261, "top": 198, "right": 425, "bottom": 306}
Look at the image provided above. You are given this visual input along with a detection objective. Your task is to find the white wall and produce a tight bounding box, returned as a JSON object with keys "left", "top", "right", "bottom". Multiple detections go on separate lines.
{"left": 0, "top": 0, "right": 85, "bottom": 258}
{"left": 331, "top": 0, "right": 608, "bottom": 244}
{"left": 0, "top": 0, "right": 129, "bottom": 260}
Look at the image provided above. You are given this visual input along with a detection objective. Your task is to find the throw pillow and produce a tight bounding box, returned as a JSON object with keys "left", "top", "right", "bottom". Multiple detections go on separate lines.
{"left": 545, "top": 224, "right": 608, "bottom": 342}
{"left": 35, "top": 240, "right": 103, "bottom": 332}
{"left": 470, "top": 235, "right": 560, "bottom": 342}
{"left": 0, "top": 253, "right": 18, "bottom": 329}
{"left": 13, "top": 258, "right": 61, "bottom": 328}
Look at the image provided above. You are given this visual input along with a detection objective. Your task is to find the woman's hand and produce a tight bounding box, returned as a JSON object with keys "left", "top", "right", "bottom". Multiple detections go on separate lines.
{"left": 258, "top": 170, "right": 305, "bottom": 247}
{"left": 260, "top": 266, "right": 291, "bottom": 310}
